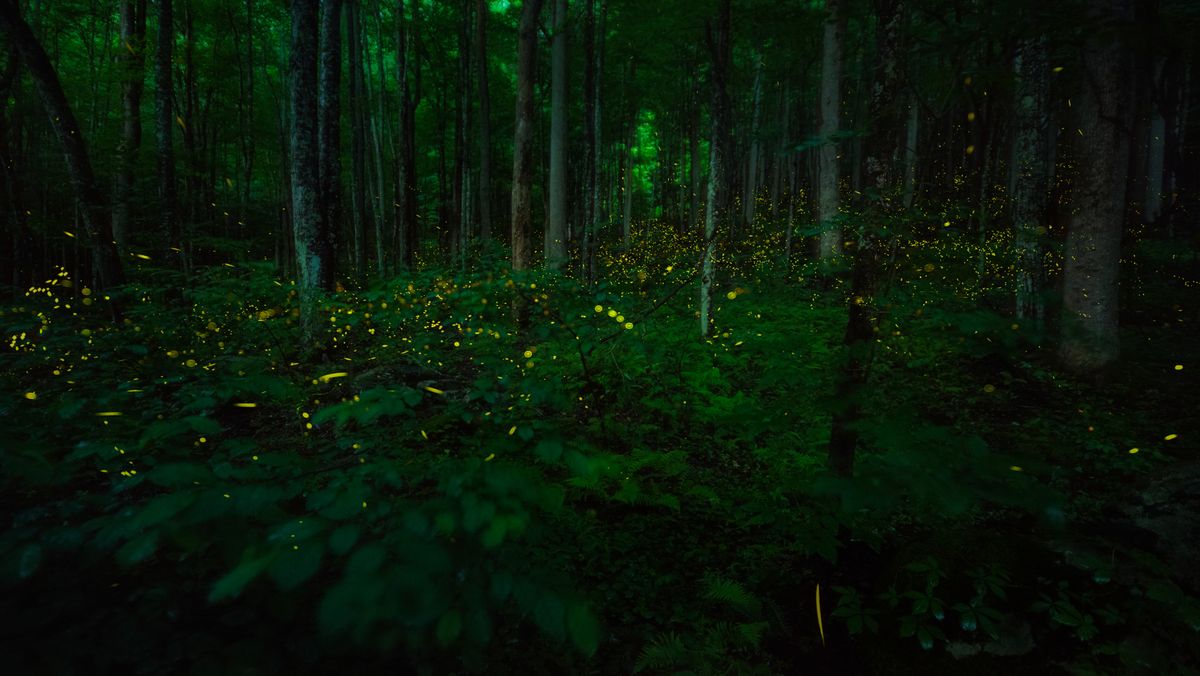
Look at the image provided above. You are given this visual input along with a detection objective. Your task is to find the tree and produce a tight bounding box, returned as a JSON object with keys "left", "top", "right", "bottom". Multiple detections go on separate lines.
{"left": 289, "top": 0, "right": 331, "bottom": 336}
{"left": 113, "top": 0, "right": 147, "bottom": 251}
{"left": 318, "top": 0, "right": 342, "bottom": 290}
{"left": 395, "top": 0, "right": 421, "bottom": 269}
{"left": 512, "top": 0, "right": 544, "bottom": 274}
{"left": 347, "top": 0, "right": 369, "bottom": 276}
{"left": 1012, "top": 35, "right": 1050, "bottom": 323}
{"left": 475, "top": 0, "right": 493, "bottom": 242}
{"left": 817, "top": 0, "right": 845, "bottom": 258}
{"left": 545, "top": 0, "right": 569, "bottom": 270}
{"left": 1059, "top": 0, "right": 1133, "bottom": 374}
{"left": 699, "top": 0, "right": 730, "bottom": 338}
{"left": 155, "top": 0, "right": 179, "bottom": 260}
{"left": 0, "top": 0, "right": 125, "bottom": 300}
{"left": 827, "top": 0, "right": 906, "bottom": 477}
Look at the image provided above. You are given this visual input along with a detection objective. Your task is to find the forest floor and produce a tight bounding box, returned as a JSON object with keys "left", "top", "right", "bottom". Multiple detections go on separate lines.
{"left": 2, "top": 229, "right": 1198, "bottom": 674}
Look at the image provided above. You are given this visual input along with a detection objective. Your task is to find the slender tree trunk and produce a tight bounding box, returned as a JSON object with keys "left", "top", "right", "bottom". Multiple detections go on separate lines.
{"left": 743, "top": 52, "right": 763, "bottom": 230}
{"left": 818, "top": 0, "right": 844, "bottom": 258}
{"left": 699, "top": 0, "right": 729, "bottom": 338}
{"left": 395, "top": 0, "right": 419, "bottom": 269}
{"left": 689, "top": 64, "right": 701, "bottom": 230}
{"left": 155, "top": 0, "right": 178, "bottom": 259}
{"left": 318, "top": 0, "right": 342, "bottom": 289}
{"left": 901, "top": 97, "right": 918, "bottom": 207}
{"left": 580, "top": 0, "right": 595, "bottom": 277}
{"left": 452, "top": 0, "right": 470, "bottom": 261}
{"left": 545, "top": 0, "right": 568, "bottom": 269}
{"left": 1144, "top": 57, "right": 1166, "bottom": 225}
{"left": 1012, "top": 37, "right": 1050, "bottom": 323}
{"left": 475, "top": 0, "right": 492, "bottom": 241}
{"left": 827, "top": 0, "right": 905, "bottom": 477}
{"left": 1059, "top": 0, "right": 1133, "bottom": 374}
{"left": 588, "top": 0, "right": 606, "bottom": 280}
{"left": 512, "top": 0, "right": 543, "bottom": 275}
{"left": 290, "top": 0, "right": 330, "bottom": 338}
{"left": 347, "top": 0, "right": 368, "bottom": 276}
{"left": 0, "top": 0, "right": 125, "bottom": 300}
{"left": 113, "top": 0, "right": 146, "bottom": 251}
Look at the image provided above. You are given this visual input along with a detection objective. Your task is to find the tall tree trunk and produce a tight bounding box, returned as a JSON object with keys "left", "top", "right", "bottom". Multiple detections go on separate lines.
{"left": 347, "top": 0, "right": 368, "bottom": 276}
{"left": 699, "top": 0, "right": 730, "bottom": 338}
{"left": 113, "top": 0, "right": 146, "bottom": 251}
{"left": 452, "top": 0, "right": 470, "bottom": 261}
{"left": 827, "top": 0, "right": 905, "bottom": 477}
{"left": 581, "top": 0, "right": 595, "bottom": 277}
{"left": 155, "top": 0, "right": 178, "bottom": 259}
{"left": 689, "top": 63, "right": 701, "bottom": 230}
{"left": 395, "top": 0, "right": 419, "bottom": 268}
{"left": 475, "top": 0, "right": 492, "bottom": 241}
{"left": 545, "top": 0, "right": 568, "bottom": 269}
{"left": 901, "top": 97, "right": 918, "bottom": 207}
{"left": 1059, "top": 0, "right": 1133, "bottom": 374}
{"left": 1143, "top": 56, "right": 1166, "bottom": 225}
{"left": 588, "top": 0, "right": 606, "bottom": 281}
{"left": 318, "top": 0, "right": 342, "bottom": 289}
{"left": 0, "top": 0, "right": 125, "bottom": 300}
{"left": 742, "top": 51, "right": 763, "bottom": 230}
{"left": 512, "top": 0, "right": 543, "bottom": 275}
{"left": 290, "top": 0, "right": 330, "bottom": 337}
{"left": 1012, "top": 37, "right": 1050, "bottom": 323}
{"left": 817, "top": 0, "right": 844, "bottom": 258}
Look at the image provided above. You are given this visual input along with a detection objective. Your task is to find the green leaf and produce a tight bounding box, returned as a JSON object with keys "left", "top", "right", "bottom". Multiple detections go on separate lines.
{"left": 210, "top": 553, "right": 275, "bottom": 601}
{"left": 567, "top": 602, "right": 601, "bottom": 656}
{"left": 18, "top": 544, "right": 42, "bottom": 579}
{"left": 328, "top": 525, "right": 360, "bottom": 555}
{"left": 436, "top": 610, "right": 463, "bottom": 646}
{"left": 534, "top": 594, "right": 566, "bottom": 641}
{"left": 269, "top": 544, "right": 324, "bottom": 591}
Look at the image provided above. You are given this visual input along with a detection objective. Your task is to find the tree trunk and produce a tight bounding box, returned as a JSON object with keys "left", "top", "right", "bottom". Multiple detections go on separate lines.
{"left": 475, "top": 0, "right": 492, "bottom": 241}
{"left": 699, "top": 0, "right": 729, "bottom": 338}
{"left": 817, "top": 0, "right": 844, "bottom": 258}
{"left": 290, "top": 0, "right": 330, "bottom": 337}
{"left": 0, "top": 0, "right": 125, "bottom": 299}
{"left": 1143, "top": 56, "right": 1166, "bottom": 225}
{"left": 743, "top": 52, "right": 763, "bottom": 230}
{"left": 1012, "top": 37, "right": 1050, "bottom": 323}
{"left": 155, "top": 0, "right": 178, "bottom": 259}
{"left": 545, "top": 0, "right": 568, "bottom": 269}
{"left": 827, "top": 0, "right": 905, "bottom": 477}
{"left": 452, "top": 0, "right": 470, "bottom": 262}
{"left": 347, "top": 0, "right": 368, "bottom": 276}
{"left": 1059, "top": 0, "right": 1133, "bottom": 375}
{"left": 318, "top": 0, "right": 342, "bottom": 289}
{"left": 901, "top": 97, "right": 918, "bottom": 207}
{"left": 512, "top": 0, "right": 543, "bottom": 274}
{"left": 113, "top": 0, "right": 146, "bottom": 251}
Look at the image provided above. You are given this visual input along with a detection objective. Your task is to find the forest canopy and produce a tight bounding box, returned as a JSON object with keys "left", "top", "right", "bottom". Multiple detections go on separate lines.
{"left": 1, "top": 0, "right": 1198, "bottom": 673}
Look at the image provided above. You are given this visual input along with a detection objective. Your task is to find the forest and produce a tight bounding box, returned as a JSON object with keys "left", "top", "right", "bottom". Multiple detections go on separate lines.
{"left": 0, "top": 0, "right": 1198, "bottom": 672}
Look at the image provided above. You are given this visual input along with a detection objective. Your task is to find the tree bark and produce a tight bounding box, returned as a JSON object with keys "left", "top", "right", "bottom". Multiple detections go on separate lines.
{"left": 113, "top": 0, "right": 146, "bottom": 251}
{"left": 742, "top": 51, "right": 763, "bottom": 230}
{"left": 318, "top": 0, "right": 342, "bottom": 289}
{"left": 817, "top": 0, "right": 844, "bottom": 258}
{"left": 545, "top": 0, "right": 568, "bottom": 269}
{"left": 1059, "top": 0, "right": 1133, "bottom": 374}
{"left": 347, "top": 0, "right": 368, "bottom": 276}
{"left": 511, "top": 0, "right": 543, "bottom": 273}
{"left": 475, "top": 0, "right": 492, "bottom": 241}
{"left": 827, "top": 0, "right": 905, "bottom": 477}
{"left": 155, "top": 0, "right": 179, "bottom": 259}
{"left": 289, "top": 0, "right": 330, "bottom": 337}
{"left": 1012, "top": 37, "right": 1050, "bottom": 323}
{"left": 699, "top": 0, "right": 729, "bottom": 338}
